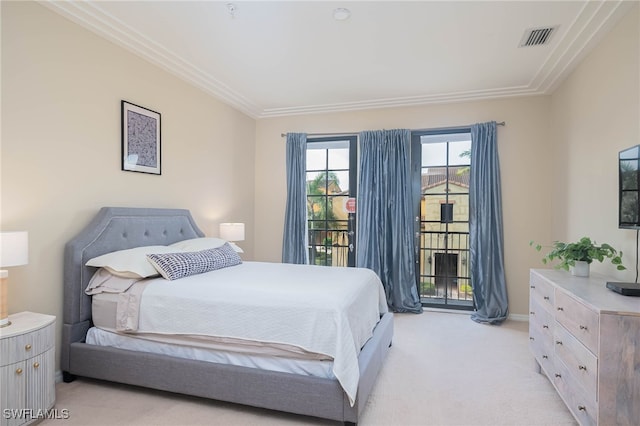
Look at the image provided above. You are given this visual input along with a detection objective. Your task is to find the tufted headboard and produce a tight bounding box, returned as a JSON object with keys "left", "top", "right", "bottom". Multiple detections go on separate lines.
{"left": 61, "top": 207, "right": 204, "bottom": 370}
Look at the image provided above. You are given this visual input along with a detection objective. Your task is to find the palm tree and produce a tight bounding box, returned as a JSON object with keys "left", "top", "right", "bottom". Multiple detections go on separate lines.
{"left": 307, "top": 172, "right": 341, "bottom": 226}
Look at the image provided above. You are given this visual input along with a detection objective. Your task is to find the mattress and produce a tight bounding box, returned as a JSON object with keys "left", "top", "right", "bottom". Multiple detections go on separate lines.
{"left": 92, "top": 293, "right": 330, "bottom": 359}
{"left": 85, "top": 326, "right": 335, "bottom": 378}
{"left": 89, "top": 261, "right": 388, "bottom": 404}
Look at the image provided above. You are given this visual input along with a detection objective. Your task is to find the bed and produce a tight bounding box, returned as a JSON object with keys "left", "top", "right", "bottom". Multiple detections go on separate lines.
{"left": 61, "top": 207, "right": 393, "bottom": 425}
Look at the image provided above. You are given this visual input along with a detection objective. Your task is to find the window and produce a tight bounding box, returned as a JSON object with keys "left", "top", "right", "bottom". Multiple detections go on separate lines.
{"left": 305, "top": 137, "right": 357, "bottom": 267}
{"left": 440, "top": 203, "right": 454, "bottom": 223}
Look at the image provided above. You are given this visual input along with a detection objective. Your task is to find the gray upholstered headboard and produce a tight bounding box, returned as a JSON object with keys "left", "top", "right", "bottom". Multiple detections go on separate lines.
{"left": 61, "top": 207, "right": 204, "bottom": 370}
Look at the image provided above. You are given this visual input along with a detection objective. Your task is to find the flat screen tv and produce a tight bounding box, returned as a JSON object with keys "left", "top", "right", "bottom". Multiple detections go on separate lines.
{"left": 619, "top": 145, "right": 640, "bottom": 229}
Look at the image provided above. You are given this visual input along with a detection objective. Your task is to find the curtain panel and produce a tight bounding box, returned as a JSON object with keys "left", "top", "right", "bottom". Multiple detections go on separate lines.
{"left": 357, "top": 129, "right": 422, "bottom": 313}
{"left": 282, "top": 132, "right": 309, "bottom": 264}
{"left": 469, "top": 122, "right": 508, "bottom": 324}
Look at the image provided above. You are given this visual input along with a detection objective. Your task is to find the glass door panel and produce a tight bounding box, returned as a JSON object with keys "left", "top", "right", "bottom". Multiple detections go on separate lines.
{"left": 306, "top": 137, "right": 357, "bottom": 267}
{"left": 412, "top": 131, "right": 474, "bottom": 310}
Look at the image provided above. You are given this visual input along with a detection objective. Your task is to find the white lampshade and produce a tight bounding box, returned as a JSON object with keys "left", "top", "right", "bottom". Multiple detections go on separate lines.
{"left": 0, "top": 232, "right": 29, "bottom": 268}
{"left": 219, "top": 223, "right": 245, "bottom": 242}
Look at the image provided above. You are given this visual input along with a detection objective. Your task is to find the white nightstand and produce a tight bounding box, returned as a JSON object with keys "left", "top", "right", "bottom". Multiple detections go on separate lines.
{"left": 0, "top": 312, "right": 56, "bottom": 426}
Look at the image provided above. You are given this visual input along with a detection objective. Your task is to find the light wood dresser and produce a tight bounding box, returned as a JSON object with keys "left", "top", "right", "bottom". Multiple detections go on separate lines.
{"left": 529, "top": 269, "right": 640, "bottom": 426}
{"left": 0, "top": 312, "right": 55, "bottom": 426}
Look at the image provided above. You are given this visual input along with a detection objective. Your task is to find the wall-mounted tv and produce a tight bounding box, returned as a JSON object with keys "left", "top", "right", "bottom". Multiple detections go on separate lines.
{"left": 619, "top": 145, "right": 640, "bottom": 229}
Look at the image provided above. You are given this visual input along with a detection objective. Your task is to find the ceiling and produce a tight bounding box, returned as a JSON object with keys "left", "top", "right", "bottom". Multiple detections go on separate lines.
{"left": 41, "top": 1, "right": 634, "bottom": 119}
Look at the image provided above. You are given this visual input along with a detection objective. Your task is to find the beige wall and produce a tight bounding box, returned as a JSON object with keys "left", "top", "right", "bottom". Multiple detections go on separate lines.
{"left": 550, "top": 4, "right": 639, "bottom": 279}
{"left": 255, "top": 96, "right": 554, "bottom": 317}
{"left": 1, "top": 1, "right": 255, "bottom": 364}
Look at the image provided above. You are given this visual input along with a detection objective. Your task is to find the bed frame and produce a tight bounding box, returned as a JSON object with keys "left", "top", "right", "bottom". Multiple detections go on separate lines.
{"left": 61, "top": 207, "right": 393, "bottom": 425}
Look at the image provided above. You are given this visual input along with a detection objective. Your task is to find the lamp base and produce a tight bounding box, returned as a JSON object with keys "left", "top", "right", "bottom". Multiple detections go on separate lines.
{"left": 0, "top": 272, "right": 9, "bottom": 328}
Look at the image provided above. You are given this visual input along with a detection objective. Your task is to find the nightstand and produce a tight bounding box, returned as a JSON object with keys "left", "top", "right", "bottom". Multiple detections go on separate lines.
{"left": 0, "top": 312, "right": 55, "bottom": 426}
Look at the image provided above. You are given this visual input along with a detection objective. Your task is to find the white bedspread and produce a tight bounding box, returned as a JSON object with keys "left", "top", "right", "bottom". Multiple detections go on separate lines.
{"left": 114, "top": 261, "right": 388, "bottom": 405}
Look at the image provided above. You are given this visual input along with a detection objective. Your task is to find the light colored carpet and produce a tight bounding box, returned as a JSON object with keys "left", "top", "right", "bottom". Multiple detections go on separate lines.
{"left": 43, "top": 311, "right": 576, "bottom": 426}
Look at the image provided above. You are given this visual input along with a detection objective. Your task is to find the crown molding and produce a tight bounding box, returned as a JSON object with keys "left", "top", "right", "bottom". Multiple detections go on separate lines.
{"left": 259, "top": 86, "right": 541, "bottom": 118}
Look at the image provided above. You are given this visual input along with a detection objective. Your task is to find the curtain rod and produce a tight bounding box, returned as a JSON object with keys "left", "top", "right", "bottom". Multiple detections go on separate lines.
{"left": 280, "top": 121, "right": 505, "bottom": 138}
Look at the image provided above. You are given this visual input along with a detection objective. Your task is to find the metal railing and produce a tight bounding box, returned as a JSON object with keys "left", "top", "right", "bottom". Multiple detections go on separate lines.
{"left": 418, "top": 231, "right": 473, "bottom": 307}
{"left": 308, "top": 229, "right": 350, "bottom": 267}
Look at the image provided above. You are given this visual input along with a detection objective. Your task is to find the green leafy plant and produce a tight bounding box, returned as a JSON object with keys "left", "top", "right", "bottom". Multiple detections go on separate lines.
{"left": 530, "top": 237, "right": 625, "bottom": 271}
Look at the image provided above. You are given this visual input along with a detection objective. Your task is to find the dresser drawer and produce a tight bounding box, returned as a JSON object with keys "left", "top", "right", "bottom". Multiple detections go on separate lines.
{"left": 530, "top": 298, "right": 554, "bottom": 346}
{"left": 0, "top": 321, "right": 55, "bottom": 365}
{"left": 530, "top": 272, "right": 555, "bottom": 310}
{"left": 554, "top": 290, "right": 599, "bottom": 354}
{"left": 553, "top": 356, "right": 597, "bottom": 426}
{"left": 530, "top": 328, "right": 555, "bottom": 376}
{"left": 554, "top": 323, "right": 598, "bottom": 399}
{"left": 530, "top": 298, "right": 554, "bottom": 331}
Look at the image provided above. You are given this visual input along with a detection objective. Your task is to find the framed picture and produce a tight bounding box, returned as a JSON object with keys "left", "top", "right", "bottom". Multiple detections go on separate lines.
{"left": 121, "top": 100, "right": 161, "bottom": 175}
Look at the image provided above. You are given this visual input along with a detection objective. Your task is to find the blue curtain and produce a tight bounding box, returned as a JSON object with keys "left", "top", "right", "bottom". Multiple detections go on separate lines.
{"left": 469, "top": 122, "right": 508, "bottom": 324}
{"left": 357, "top": 129, "right": 422, "bottom": 313}
{"left": 282, "top": 133, "right": 308, "bottom": 264}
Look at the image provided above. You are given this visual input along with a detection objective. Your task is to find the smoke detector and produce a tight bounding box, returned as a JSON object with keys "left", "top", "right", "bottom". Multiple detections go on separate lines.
{"left": 333, "top": 8, "right": 351, "bottom": 21}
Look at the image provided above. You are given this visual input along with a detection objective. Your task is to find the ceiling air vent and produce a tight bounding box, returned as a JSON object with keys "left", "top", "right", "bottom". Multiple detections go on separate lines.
{"left": 519, "top": 26, "right": 557, "bottom": 47}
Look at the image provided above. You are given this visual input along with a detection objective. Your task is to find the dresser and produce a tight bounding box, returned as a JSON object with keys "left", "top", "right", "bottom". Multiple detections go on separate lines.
{"left": 529, "top": 269, "right": 640, "bottom": 426}
{"left": 0, "top": 312, "right": 56, "bottom": 426}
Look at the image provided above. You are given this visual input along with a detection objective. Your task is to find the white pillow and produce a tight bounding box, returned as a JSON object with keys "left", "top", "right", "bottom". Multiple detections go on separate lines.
{"left": 85, "top": 245, "right": 175, "bottom": 278}
{"left": 170, "top": 237, "right": 244, "bottom": 253}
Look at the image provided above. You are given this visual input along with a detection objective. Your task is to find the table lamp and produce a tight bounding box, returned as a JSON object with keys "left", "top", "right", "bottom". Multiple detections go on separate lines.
{"left": 0, "top": 231, "right": 29, "bottom": 327}
{"left": 219, "top": 223, "right": 245, "bottom": 242}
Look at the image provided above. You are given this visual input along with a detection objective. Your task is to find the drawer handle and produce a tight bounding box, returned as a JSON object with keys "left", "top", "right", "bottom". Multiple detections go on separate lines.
{"left": 25, "top": 344, "right": 32, "bottom": 351}
{"left": 530, "top": 311, "right": 535, "bottom": 315}
{"left": 542, "top": 355, "right": 549, "bottom": 359}
{"left": 578, "top": 365, "right": 587, "bottom": 371}
{"left": 557, "top": 307, "right": 564, "bottom": 311}
{"left": 530, "top": 285, "right": 536, "bottom": 289}
{"left": 16, "top": 368, "right": 23, "bottom": 375}
{"left": 556, "top": 340, "right": 563, "bottom": 345}
{"left": 579, "top": 325, "right": 588, "bottom": 331}
{"left": 33, "top": 362, "right": 40, "bottom": 369}
{"left": 554, "top": 373, "right": 562, "bottom": 378}
{"left": 530, "top": 337, "right": 535, "bottom": 341}
{"left": 543, "top": 325, "right": 549, "bottom": 329}
{"left": 543, "top": 296, "right": 550, "bottom": 300}
{"left": 578, "top": 406, "right": 586, "bottom": 411}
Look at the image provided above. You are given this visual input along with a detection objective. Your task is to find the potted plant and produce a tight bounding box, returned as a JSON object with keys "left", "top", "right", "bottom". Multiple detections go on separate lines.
{"left": 530, "top": 237, "right": 625, "bottom": 277}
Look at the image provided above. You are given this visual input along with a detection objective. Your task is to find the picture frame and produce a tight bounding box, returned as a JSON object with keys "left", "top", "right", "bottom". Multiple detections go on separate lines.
{"left": 121, "top": 100, "right": 161, "bottom": 175}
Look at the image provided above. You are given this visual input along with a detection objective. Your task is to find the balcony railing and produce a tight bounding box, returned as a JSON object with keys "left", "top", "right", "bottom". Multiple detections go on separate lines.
{"left": 418, "top": 230, "right": 473, "bottom": 307}
{"left": 308, "top": 229, "right": 350, "bottom": 267}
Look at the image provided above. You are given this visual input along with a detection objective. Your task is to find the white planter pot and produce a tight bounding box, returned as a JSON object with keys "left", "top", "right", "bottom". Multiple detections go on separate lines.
{"left": 571, "top": 261, "right": 590, "bottom": 277}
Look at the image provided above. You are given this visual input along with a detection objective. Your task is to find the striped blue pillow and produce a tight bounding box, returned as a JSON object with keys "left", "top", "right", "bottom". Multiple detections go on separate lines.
{"left": 147, "top": 243, "right": 241, "bottom": 280}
